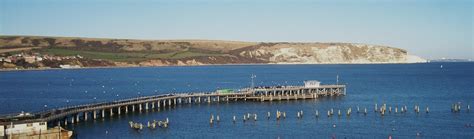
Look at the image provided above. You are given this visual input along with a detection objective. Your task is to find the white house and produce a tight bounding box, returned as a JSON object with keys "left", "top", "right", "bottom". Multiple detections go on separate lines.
{"left": 0, "top": 125, "right": 4, "bottom": 136}
{"left": 304, "top": 80, "right": 320, "bottom": 87}
{"left": 3, "top": 122, "right": 47, "bottom": 136}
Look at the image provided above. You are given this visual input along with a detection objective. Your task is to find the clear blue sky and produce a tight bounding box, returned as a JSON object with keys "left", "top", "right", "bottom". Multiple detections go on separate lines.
{"left": 1, "top": 0, "right": 472, "bottom": 59}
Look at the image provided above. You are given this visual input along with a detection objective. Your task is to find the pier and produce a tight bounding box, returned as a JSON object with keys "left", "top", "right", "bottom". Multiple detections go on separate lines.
{"left": 0, "top": 80, "right": 345, "bottom": 137}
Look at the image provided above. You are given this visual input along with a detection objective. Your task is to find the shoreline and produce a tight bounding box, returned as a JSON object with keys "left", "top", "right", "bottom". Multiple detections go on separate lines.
{"left": 0, "top": 62, "right": 433, "bottom": 72}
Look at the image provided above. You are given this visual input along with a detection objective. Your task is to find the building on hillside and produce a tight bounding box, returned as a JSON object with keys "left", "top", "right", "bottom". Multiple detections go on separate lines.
{"left": 24, "top": 56, "right": 36, "bottom": 63}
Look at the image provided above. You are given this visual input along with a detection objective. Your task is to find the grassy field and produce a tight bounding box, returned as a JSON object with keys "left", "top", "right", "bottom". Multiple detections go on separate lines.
{"left": 36, "top": 48, "right": 223, "bottom": 62}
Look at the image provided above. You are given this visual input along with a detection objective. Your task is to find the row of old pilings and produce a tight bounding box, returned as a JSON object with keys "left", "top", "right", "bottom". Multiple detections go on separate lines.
{"left": 452, "top": 103, "right": 470, "bottom": 113}
{"left": 129, "top": 118, "right": 169, "bottom": 130}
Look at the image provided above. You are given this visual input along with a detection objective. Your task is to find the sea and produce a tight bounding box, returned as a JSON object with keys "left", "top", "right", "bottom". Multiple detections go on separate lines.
{"left": 0, "top": 62, "right": 473, "bottom": 138}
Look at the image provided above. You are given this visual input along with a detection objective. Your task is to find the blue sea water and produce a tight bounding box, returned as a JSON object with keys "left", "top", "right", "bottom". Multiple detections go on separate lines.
{"left": 0, "top": 63, "right": 473, "bottom": 138}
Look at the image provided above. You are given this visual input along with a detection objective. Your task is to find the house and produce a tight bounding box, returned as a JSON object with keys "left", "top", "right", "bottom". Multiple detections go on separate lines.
{"left": 24, "top": 56, "right": 36, "bottom": 63}
{"left": 2, "top": 121, "right": 47, "bottom": 136}
{"left": 304, "top": 80, "right": 320, "bottom": 87}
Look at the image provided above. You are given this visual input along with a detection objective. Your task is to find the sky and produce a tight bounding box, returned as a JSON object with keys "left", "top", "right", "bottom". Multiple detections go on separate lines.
{"left": 0, "top": 0, "right": 472, "bottom": 59}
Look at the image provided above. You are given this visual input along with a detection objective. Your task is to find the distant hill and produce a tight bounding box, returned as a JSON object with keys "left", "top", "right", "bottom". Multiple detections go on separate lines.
{"left": 429, "top": 59, "right": 473, "bottom": 62}
{"left": 0, "top": 36, "right": 427, "bottom": 69}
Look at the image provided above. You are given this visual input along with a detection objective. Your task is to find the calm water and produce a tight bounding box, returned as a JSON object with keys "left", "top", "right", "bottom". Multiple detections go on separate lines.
{"left": 0, "top": 63, "right": 473, "bottom": 138}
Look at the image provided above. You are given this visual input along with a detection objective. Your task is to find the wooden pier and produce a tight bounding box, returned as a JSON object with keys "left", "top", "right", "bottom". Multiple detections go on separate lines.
{"left": 0, "top": 80, "right": 345, "bottom": 137}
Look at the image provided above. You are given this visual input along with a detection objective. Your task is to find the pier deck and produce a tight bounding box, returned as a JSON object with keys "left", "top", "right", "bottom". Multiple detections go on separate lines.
{"left": 0, "top": 83, "right": 345, "bottom": 131}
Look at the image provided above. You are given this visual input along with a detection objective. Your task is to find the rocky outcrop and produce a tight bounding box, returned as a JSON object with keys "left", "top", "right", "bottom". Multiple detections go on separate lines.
{"left": 237, "top": 43, "right": 427, "bottom": 64}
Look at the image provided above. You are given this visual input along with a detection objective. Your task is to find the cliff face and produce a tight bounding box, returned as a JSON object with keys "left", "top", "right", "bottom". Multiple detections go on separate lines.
{"left": 237, "top": 43, "right": 426, "bottom": 64}
{"left": 0, "top": 36, "right": 426, "bottom": 69}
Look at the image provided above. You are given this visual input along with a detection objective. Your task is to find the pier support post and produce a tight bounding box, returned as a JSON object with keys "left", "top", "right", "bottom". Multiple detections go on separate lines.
{"left": 151, "top": 102, "right": 155, "bottom": 109}
{"left": 76, "top": 114, "right": 80, "bottom": 123}
{"left": 145, "top": 103, "right": 149, "bottom": 110}
{"left": 93, "top": 111, "right": 97, "bottom": 119}
{"left": 118, "top": 107, "right": 121, "bottom": 115}
{"left": 71, "top": 117, "right": 74, "bottom": 124}
{"left": 174, "top": 98, "right": 177, "bottom": 105}
{"left": 102, "top": 109, "right": 105, "bottom": 118}
{"left": 208, "top": 96, "right": 211, "bottom": 103}
{"left": 168, "top": 99, "right": 171, "bottom": 106}
{"left": 64, "top": 119, "right": 68, "bottom": 126}
{"left": 157, "top": 101, "right": 161, "bottom": 108}
{"left": 163, "top": 100, "right": 167, "bottom": 107}
{"left": 217, "top": 96, "right": 220, "bottom": 102}
{"left": 125, "top": 105, "right": 128, "bottom": 113}
{"left": 110, "top": 108, "right": 114, "bottom": 116}
{"left": 139, "top": 104, "right": 143, "bottom": 111}
{"left": 198, "top": 97, "right": 201, "bottom": 103}
{"left": 132, "top": 105, "right": 135, "bottom": 112}
{"left": 84, "top": 112, "right": 88, "bottom": 121}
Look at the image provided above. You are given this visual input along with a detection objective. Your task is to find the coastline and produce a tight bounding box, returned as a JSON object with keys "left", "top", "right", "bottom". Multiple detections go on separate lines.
{"left": 0, "top": 62, "right": 432, "bottom": 72}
